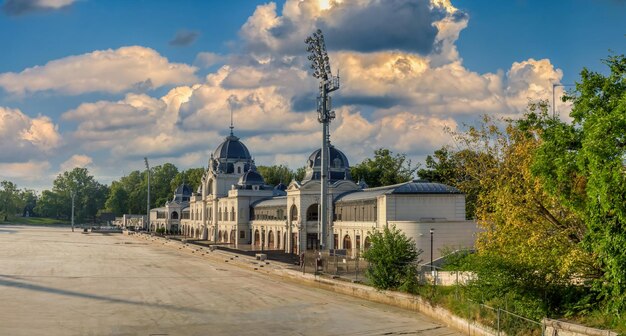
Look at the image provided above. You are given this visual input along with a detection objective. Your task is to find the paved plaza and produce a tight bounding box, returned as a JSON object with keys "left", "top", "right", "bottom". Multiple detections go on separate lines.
{"left": 0, "top": 225, "right": 462, "bottom": 336}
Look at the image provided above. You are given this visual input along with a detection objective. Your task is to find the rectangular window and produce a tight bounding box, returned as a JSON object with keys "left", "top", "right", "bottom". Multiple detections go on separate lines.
{"left": 240, "top": 230, "right": 245, "bottom": 239}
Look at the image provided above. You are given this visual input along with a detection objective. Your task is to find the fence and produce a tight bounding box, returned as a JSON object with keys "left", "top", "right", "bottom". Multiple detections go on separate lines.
{"left": 299, "top": 250, "right": 370, "bottom": 282}
{"left": 416, "top": 263, "right": 544, "bottom": 336}
{"left": 295, "top": 254, "right": 545, "bottom": 335}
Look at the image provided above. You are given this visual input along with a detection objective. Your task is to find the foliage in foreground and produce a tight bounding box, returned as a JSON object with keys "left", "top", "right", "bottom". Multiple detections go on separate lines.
{"left": 532, "top": 55, "right": 626, "bottom": 314}
{"left": 362, "top": 225, "right": 421, "bottom": 293}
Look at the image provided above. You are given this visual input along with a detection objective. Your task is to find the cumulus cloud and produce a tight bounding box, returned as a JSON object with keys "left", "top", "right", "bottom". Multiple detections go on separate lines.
{"left": 20, "top": 0, "right": 568, "bottom": 188}
{"left": 0, "top": 160, "right": 51, "bottom": 180}
{"left": 0, "top": 106, "right": 61, "bottom": 162}
{"left": 0, "top": 46, "right": 197, "bottom": 95}
{"left": 240, "top": 0, "right": 465, "bottom": 57}
{"left": 169, "top": 30, "right": 200, "bottom": 47}
{"left": 59, "top": 154, "right": 93, "bottom": 171}
{"left": 2, "top": 0, "right": 75, "bottom": 16}
{"left": 194, "top": 52, "right": 226, "bottom": 68}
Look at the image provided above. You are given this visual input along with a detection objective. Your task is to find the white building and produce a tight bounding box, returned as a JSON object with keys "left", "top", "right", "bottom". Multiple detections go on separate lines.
{"left": 152, "top": 130, "right": 477, "bottom": 259}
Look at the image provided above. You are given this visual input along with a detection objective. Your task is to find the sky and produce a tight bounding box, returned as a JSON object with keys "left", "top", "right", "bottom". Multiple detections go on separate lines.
{"left": 1, "top": 0, "right": 625, "bottom": 191}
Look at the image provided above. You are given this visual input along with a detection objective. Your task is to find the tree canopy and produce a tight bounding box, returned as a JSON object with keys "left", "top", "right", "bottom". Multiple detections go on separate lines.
{"left": 363, "top": 225, "right": 421, "bottom": 293}
{"left": 532, "top": 55, "right": 626, "bottom": 313}
{"left": 36, "top": 167, "right": 109, "bottom": 223}
{"left": 351, "top": 148, "right": 418, "bottom": 188}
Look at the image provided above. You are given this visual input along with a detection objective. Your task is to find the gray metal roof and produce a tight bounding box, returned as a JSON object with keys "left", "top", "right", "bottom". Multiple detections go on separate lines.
{"left": 213, "top": 134, "right": 251, "bottom": 160}
{"left": 251, "top": 197, "right": 288, "bottom": 208}
{"left": 335, "top": 180, "right": 461, "bottom": 203}
{"left": 238, "top": 170, "right": 265, "bottom": 186}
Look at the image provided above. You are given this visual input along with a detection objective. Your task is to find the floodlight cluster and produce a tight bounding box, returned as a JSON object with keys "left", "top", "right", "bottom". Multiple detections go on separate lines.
{"left": 305, "top": 29, "right": 332, "bottom": 81}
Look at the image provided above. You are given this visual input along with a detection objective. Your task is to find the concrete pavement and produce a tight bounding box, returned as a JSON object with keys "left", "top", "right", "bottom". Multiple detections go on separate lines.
{"left": 0, "top": 225, "right": 463, "bottom": 336}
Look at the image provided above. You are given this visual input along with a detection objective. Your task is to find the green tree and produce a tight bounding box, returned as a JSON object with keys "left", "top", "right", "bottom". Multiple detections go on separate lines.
{"left": 47, "top": 168, "right": 108, "bottom": 223}
{"left": 0, "top": 181, "right": 23, "bottom": 221}
{"left": 257, "top": 165, "right": 294, "bottom": 185}
{"left": 105, "top": 181, "right": 129, "bottom": 216}
{"left": 294, "top": 166, "right": 306, "bottom": 182}
{"left": 151, "top": 163, "right": 179, "bottom": 206}
{"left": 122, "top": 170, "right": 146, "bottom": 214}
{"left": 35, "top": 190, "right": 63, "bottom": 218}
{"left": 417, "top": 147, "right": 482, "bottom": 219}
{"left": 351, "top": 148, "right": 418, "bottom": 187}
{"left": 362, "top": 225, "right": 421, "bottom": 293}
{"left": 20, "top": 189, "right": 37, "bottom": 217}
{"left": 533, "top": 55, "right": 626, "bottom": 313}
{"left": 170, "top": 168, "right": 205, "bottom": 192}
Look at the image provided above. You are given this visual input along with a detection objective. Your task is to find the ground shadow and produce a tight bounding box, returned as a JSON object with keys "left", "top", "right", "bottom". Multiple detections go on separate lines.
{"left": 0, "top": 275, "right": 203, "bottom": 313}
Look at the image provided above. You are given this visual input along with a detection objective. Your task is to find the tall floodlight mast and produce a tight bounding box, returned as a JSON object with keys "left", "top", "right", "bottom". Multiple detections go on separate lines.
{"left": 305, "top": 29, "right": 339, "bottom": 250}
{"left": 144, "top": 157, "right": 151, "bottom": 232}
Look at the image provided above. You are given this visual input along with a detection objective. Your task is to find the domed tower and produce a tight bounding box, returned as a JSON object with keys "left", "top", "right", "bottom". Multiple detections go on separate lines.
{"left": 301, "top": 144, "right": 352, "bottom": 184}
{"left": 171, "top": 183, "right": 192, "bottom": 203}
{"left": 237, "top": 168, "right": 265, "bottom": 190}
{"left": 208, "top": 131, "right": 253, "bottom": 176}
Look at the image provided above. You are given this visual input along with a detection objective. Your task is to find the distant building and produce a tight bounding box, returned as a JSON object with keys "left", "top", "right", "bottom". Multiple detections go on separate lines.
{"left": 149, "top": 129, "right": 478, "bottom": 258}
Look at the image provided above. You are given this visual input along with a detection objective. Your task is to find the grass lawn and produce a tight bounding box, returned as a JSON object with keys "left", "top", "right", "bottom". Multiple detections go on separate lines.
{"left": 1, "top": 216, "right": 69, "bottom": 225}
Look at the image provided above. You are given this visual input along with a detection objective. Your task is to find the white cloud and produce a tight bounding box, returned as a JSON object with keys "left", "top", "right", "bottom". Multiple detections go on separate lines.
{"left": 0, "top": 106, "right": 61, "bottom": 162}
{"left": 0, "top": 46, "right": 197, "bottom": 95}
{"left": 0, "top": 160, "right": 51, "bottom": 181}
{"left": 195, "top": 52, "right": 226, "bottom": 68}
{"left": 2, "top": 0, "right": 76, "bottom": 16}
{"left": 6, "top": 0, "right": 570, "bottom": 189}
{"left": 59, "top": 154, "right": 93, "bottom": 172}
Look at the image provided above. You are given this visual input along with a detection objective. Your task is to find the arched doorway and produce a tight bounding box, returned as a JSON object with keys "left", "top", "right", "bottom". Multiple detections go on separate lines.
{"left": 277, "top": 231, "right": 281, "bottom": 249}
{"left": 306, "top": 204, "right": 318, "bottom": 221}
{"left": 364, "top": 236, "right": 371, "bottom": 249}
{"left": 343, "top": 234, "right": 352, "bottom": 250}
{"left": 268, "top": 231, "right": 274, "bottom": 249}
{"left": 254, "top": 229, "right": 260, "bottom": 248}
{"left": 230, "top": 230, "right": 236, "bottom": 244}
{"left": 171, "top": 211, "right": 178, "bottom": 220}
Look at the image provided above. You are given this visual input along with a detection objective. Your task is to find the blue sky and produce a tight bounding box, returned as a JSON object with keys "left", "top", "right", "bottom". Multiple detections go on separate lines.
{"left": 0, "top": 0, "right": 624, "bottom": 190}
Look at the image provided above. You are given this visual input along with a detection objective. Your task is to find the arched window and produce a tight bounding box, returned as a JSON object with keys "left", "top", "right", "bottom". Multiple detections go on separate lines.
{"left": 343, "top": 235, "right": 352, "bottom": 250}
{"left": 306, "top": 203, "right": 319, "bottom": 221}
{"left": 268, "top": 231, "right": 274, "bottom": 249}
{"left": 171, "top": 211, "right": 178, "bottom": 220}
{"left": 231, "top": 207, "right": 236, "bottom": 221}
{"left": 290, "top": 204, "right": 298, "bottom": 221}
{"left": 254, "top": 230, "right": 260, "bottom": 248}
{"left": 364, "top": 236, "right": 372, "bottom": 249}
{"left": 207, "top": 179, "right": 213, "bottom": 195}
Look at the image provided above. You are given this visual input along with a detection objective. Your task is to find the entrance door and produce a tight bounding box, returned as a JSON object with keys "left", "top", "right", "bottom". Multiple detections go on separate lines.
{"left": 291, "top": 233, "right": 298, "bottom": 254}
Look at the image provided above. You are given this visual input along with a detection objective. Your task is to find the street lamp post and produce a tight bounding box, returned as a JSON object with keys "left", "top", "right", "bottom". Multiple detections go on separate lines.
{"left": 144, "top": 157, "right": 150, "bottom": 232}
{"left": 305, "top": 29, "right": 339, "bottom": 250}
{"left": 70, "top": 190, "right": 75, "bottom": 232}
{"left": 430, "top": 228, "right": 434, "bottom": 272}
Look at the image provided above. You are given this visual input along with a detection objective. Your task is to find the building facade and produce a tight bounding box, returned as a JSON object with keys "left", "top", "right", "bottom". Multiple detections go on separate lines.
{"left": 144, "top": 130, "right": 477, "bottom": 259}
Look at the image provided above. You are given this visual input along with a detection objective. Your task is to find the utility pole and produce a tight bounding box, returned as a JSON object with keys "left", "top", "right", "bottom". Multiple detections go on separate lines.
{"left": 144, "top": 157, "right": 151, "bottom": 232}
{"left": 305, "top": 29, "right": 339, "bottom": 250}
{"left": 70, "top": 190, "right": 75, "bottom": 232}
{"left": 430, "top": 228, "right": 434, "bottom": 272}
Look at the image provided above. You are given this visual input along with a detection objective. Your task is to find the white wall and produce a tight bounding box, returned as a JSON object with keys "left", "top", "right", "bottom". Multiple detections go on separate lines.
{"left": 386, "top": 195, "right": 465, "bottom": 222}
{"left": 391, "top": 220, "right": 478, "bottom": 261}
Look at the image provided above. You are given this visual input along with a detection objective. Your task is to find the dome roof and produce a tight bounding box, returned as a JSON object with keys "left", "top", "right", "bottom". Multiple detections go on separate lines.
{"left": 171, "top": 183, "right": 192, "bottom": 203}
{"left": 175, "top": 183, "right": 192, "bottom": 196}
{"left": 302, "top": 144, "right": 352, "bottom": 183}
{"left": 307, "top": 145, "right": 350, "bottom": 170}
{"left": 214, "top": 134, "right": 252, "bottom": 160}
{"left": 238, "top": 170, "right": 265, "bottom": 186}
